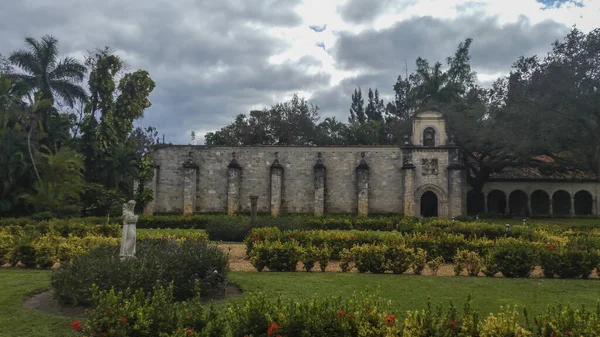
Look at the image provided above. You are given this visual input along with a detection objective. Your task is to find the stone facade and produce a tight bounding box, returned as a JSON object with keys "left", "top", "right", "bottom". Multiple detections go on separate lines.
{"left": 144, "top": 111, "right": 600, "bottom": 218}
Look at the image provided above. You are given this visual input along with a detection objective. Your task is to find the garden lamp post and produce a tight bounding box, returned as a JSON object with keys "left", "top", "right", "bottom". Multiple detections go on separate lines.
{"left": 505, "top": 223, "right": 510, "bottom": 233}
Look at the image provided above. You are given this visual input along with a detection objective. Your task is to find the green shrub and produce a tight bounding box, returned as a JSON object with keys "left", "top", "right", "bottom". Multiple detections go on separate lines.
{"left": 351, "top": 244, "right": 387, "bottom": 274}
{"left": 51, "top": 235, "right": 229, "bottom": 305}
{"left": 542, "top": 246, "right": 599, "bottom": 279}
{"left": 316, "top": 245, "right": 331, "bottom": 272}
{"left": 339, "top": 248, "right": 354, "bottom": 272}
{"left": 427, "top": 256, "right": 444, "bottom": 275}
{"left": 205, "top": 216, "right": 252, "bottom": 241}
{"left": 411, "top": 248, "right": 428, "bottom": 275}
{"left": 300, "top": 244, "right": 319, "bottom": 272}
{"left": 248, "top": 240, "right": 302, "bottom": 272}
{"left": 385, "top": 245, "right": 414, "bottom": 274}
{"left": 491, "top": 239, "right": 537, "bottom": 278}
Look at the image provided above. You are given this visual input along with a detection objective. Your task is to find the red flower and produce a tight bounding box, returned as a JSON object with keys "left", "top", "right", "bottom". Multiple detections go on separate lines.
{"left": 186, "top": 329, "right": 193, "bottom": 335}
{"left": 17, "top": 252, "right": 21, "bottom": 256}
{"left": 445, "top": 244, "right": 450, "bottom": 247}
{"left": 244, "top": 335, "right": 249, "bottom": 337}
{"left": 120, "top": 317, "right": 127, "bottom": 323}
{"left": 337, "top": 310, "right": 346, "bottom": 316}
{"left": 104, "top": 310, "right": 113, "bottom": 315}
{"left": 348, "top": 313, "right": 353, "bottom": 318}
{"left": 267, "top": 323, "right": 279, "bottom": 335}
{"left": 70, "top": 321, "right": 82, "bottom": 331}
{"left": 385, "top": 315, "right": 395, "bottom": 325}
{"left": 450, "top": 320, "right": 457, "bottom": 328}
{"left": 566, "top": 331, "right": 573, "bottom": 336}
{"left": 101, "top": 333, "right": 107, "bottom": 337}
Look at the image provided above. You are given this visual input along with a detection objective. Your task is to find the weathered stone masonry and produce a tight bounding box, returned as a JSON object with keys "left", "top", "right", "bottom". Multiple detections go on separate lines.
{"left": 144, "top": 111, "right": 599, "bottom": 218}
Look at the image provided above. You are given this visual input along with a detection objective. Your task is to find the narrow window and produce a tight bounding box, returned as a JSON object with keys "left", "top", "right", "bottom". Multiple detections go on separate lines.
{"left": 423, "top": 127, "right": 435, "bottom": 146}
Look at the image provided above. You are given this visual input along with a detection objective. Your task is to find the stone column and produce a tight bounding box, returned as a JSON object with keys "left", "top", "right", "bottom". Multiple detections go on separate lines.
{"left": 549, "top": 198, "right": 553, "bottom": 216}
{"left": 527, "top": 195, "right": 533, "bottom": 217}
{"left": 270, "top": 152, "right": 283, "bottom": 217}
{"left": 227, "top": 152, "right": 242, "bottom": 216}
{"left": 447, "top": 147, "right": 465, "bottom": 218}
{"left": 356, "top": 152, "right": 370, "bottom": 216}
{"left": 313, "top": 152, "right": 326, "bottom": 216}
{"left": 143, "top": 165, "right": 159, "bottom": 215}
{"left": 182, "top": 152, "right": 199, "bottom": 215}
{"left": 483, "top": 192, "right": 488, "bottom": 214}
{"left": 570, "top": 195, "right": 575, "bottom": 217}
{"left": 250, "top": 196, "right": 258, "bottom": 223}
{"left": 402, "top": 148, "right": 415, "bottom": 217}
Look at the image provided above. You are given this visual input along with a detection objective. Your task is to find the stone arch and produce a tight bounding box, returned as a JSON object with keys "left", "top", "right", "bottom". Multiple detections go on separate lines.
{"left": 419, "top": 124, "right": 441, "bottom": 146}
{"left": 487, "top": 190, "right": 506, "bottom": 215}
{"left": 467, "top": 190, "right": 485, "bottom": 215}
{"left": 414, "top": 184, "right": 448, "bottom": 218}
{"left": 531, "top": 190, "right": 550, "bottom": 215}
{"left": 574, "top": 190, "right": 593, "bottom": 216}
{"left": 509, "top": 190, "right": 528, "bottom": 216}
{"left": 552, "top": 190, "right": 571, "bottom": 216}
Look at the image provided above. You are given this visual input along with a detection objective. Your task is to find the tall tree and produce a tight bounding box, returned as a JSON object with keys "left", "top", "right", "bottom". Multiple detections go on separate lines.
{"left": 9, "top": 35, "right": 87, "bottom": 107}
{"left": 205, "top": 94, "right": 320, "bottom": 146}
{"left": 349, "top": 87, "right": 365, "bottom": 124}
{"left": 365, "top": 88, "right": 384, "bottom": 122}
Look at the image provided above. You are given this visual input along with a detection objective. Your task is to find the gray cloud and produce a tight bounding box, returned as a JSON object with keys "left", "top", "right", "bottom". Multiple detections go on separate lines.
{"left": 0, "top": 0, "right": 574, "bottom": 145}
{"left": 338, "top": 0, "right": 417, "bottom": 24}
{"left": 0, "top": 0, "right": 321, "bottom": 144}
{"left": 333, "top": 14, "right": 569, "bottom": 75}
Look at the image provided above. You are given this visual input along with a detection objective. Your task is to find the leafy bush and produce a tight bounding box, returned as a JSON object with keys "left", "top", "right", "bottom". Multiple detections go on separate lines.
{"left": 73, "top": 283, "right": 600, "bottom": 337}
{"left": 411, "top": 248, "right": 427, "bottom": 275}
{"left": 248, "top": 240, "right": 302, "bottom": 272}
{"left": 490, "top": 239, "right": 537, "bottom": 278}
{"left": 385, "top": 245, "right": 414, "bottom": 274}
{"left": 316, "top": 245, "right": 331, "bottom": 272}
{"left": 427, "top": 256, "right": 444, "bottom": 275}
{"left": 541, "top": 244, "right": 598, "bottom": 279}
{"left": 51, "top": 235, "right": 229, "bottom": 305}
{"left": 205, "top": 216, "right": 252, "bottom": 241}
{"left": 454, "top": 250, "right": 483, "bottom": 276}
{"left": 300, "top": 244, "right": 319, "bottom": 272}
{"left": 351, "top": 244, "right": 388, "bottom": 273}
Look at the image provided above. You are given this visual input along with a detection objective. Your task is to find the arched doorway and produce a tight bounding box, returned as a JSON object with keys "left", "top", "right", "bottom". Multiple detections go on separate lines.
{"left": 467, "top": 190, "right": 485, "bottom": 215}
{"left": 574, "top": 190, "right": 593, "bottom": 215}
{"left": 552, "top": 190, "right": 570, "bottom": 216}
{"left": 487, "top": 190, "right": 506, "bottom": 215}
{"left": 531, "top": 190, "right": 550, "bottom": 215}
{"left": 509, "top": 190, "right": 528, "bottom": 216}
{"left": 420, "top": 191, "right": 438, "bottom": 217}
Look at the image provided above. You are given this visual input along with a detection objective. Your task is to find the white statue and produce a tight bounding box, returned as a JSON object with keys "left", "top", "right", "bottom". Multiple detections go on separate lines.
{"left": 120, "top": 200, "right": 138, "bottom": 260}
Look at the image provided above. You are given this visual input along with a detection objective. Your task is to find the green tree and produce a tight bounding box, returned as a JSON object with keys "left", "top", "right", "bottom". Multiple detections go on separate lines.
{"left": 205, "top": 94, "right": 320, "bottom": 145}
{"left": 20, "top": 145, "right": 85, "bottom": 216}
{"left": 9, "top": 35, "right": 87, "bottom": 107}
{"left": 349, "top": 87, "right": 365, "bottom": 124}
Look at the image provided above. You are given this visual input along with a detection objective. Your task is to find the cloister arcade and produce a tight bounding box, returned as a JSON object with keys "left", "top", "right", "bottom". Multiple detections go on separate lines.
{"left": 467, "top": 182, "right": 599, "bottom": 217}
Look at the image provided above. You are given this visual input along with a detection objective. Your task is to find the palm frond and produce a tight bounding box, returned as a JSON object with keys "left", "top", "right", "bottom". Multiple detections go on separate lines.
{"left": 9, "top": 50, "right": 41, "bottom": 75}
{"left": 50, "top": 79, "right": 88, "bottom": 107}
{"left": 50, "top": 57, "right": 86, "bottom": 82}
{"left": 40, "top": 35, "right": 59, "bottom": 72}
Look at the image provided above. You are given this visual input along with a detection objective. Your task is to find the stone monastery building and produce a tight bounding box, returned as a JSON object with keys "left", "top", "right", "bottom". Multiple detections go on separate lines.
{"left": 144, "top": 111, "right": 599, "bottom": 218}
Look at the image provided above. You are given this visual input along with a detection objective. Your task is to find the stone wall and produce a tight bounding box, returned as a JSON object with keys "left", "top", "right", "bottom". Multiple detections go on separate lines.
{"left": 148, "top": 145, "right": 405, "bottom": 214}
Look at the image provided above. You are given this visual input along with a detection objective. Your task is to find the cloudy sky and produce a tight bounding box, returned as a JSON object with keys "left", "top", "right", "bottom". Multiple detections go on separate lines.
{"left": 1, "top": 0, "right": 597, "bottom": 144}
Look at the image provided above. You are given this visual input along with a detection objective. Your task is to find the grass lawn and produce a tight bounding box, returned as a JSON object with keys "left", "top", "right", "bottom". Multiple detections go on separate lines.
{"left": 0, "top": 269, "right": 71, "bottom": 337}
{"left": 2, "top": 269, "right": 600, "bottom": 336}
{"left": 227, "top": 271, "right": 600, "bottom": 318}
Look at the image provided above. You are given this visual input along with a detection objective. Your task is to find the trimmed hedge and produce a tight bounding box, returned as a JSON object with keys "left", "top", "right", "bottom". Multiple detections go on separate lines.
{"left": 51, "top": 234, "right": 228, "bottom": 305}
{"left": 71, "top": 284, "right": 600, "bottom": 337}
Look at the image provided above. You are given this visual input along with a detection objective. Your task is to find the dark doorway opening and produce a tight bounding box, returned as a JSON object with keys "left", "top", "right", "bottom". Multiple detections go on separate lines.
{"left": 467, "top": 190, "right": 485, "bottom": 215}
{"left": 421, "top": 191, "right": 438, "bottom": 217}
{"left": 487, "top": 190, "right": 506, "bottom": 215}
{"left": 574, "top": 191, "right": 593, "bottom": 215}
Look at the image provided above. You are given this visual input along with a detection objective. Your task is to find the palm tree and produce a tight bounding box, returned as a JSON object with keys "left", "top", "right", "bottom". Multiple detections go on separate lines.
{"left": 9, "top": 35, "right": 87, "bottom": 108}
